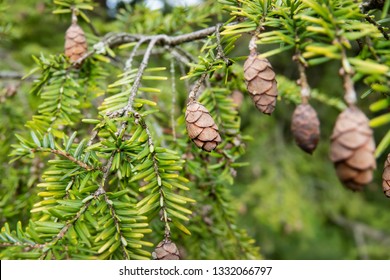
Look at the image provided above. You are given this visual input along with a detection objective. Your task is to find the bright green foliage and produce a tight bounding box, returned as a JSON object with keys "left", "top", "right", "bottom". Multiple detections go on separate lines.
{"left": 1, "top": 0, "right": 390, "bottom": 260}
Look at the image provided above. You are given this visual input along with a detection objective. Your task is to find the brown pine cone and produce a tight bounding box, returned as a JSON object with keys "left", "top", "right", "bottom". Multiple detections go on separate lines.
{"left": 382, "top": 154, "right": 390, "bottom": 198}
{"left": 230, "top": 89, "right": 244, "bottom": 108}
{"left": 65, "top": 23, "right": 88, "bottom": 63}
{"left": 185, "top": 101, "right": 222, "bottom": 152}
{"left": 291, "top": 103, "right": 320, "bottom": 154}
{"left": 330, "top": 106, "right": 376, "bottom": 191}
{"left": 152, "top": 240, "right": 180, "bottom": 260}
{"left": 244, "top": 52, "right": 278, "bottom": 115}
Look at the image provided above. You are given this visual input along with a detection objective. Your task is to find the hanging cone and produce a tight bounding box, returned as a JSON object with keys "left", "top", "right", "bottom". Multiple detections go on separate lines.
{"left": 65, "top": 22, "right": 88, "bottom": 63}
{"left": 230, "top": 89, "right": 244, "bottom": 108}
{"left": 330, "top": 106, "right": 376, "bottom": 191}
{"left": 243, "top": 52, "right": 278, "bottom": 115}
{"left": 291, "top": 103, "right": 320, "bottom": 154}
{"left": 382, "top": 154, "right": 390, "bottom": 198}
{"left": 152, "top": 239, "right": 180, "bottom": 260}
{"left": 185, "top": 101, "right": 222, "bottom": 152}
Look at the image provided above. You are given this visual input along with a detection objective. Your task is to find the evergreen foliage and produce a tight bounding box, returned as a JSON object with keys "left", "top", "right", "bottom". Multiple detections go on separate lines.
{"left": 1, "top": 0, "right": 390, "bottom": 260}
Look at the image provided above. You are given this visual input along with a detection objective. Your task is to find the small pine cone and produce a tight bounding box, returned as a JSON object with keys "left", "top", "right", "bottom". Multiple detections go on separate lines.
{"left": 65, "top": 23, "right": 88, "bottom": 63}
{"left": 244, "top": 52, "right": 278, "bottom": 115}
{"left": 230, "top": 89, "right": 244, "bottom": 108}
{"left": 382, "top": 154, "right": 390, "bottom": 198}
{"left": 152, "top": 240, "right": 180, "bottom": 260}
{"left": 330, "top": 106, "right": 376, "bottom": 191}
{"left": 291, "top": 103, "right": 320, "bottom": 154}
{"left": 185, "top": 101, "right": 222, "bottom": 152}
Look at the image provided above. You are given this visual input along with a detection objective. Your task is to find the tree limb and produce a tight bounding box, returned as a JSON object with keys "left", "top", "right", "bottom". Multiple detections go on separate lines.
{"left": 74, "top": 25, "right": 219, "bottom": 66}
{"left": 330, "top": 215, "right": 390, "bottom": 245}
{"left": 0, "top": 71, "right": 36, "bottom": 80}
{"left": 32, "top": 147, "right": 96, "bottom": 171}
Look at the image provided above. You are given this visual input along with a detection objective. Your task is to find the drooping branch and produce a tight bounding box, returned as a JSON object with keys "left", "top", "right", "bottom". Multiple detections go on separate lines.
{"left": 103, "top": 194, "right": 130, "bottom": 259}
{"left": 126, "top": 37, "right": 159, "bottom": 112}
{"left": 170, "top": 58, "right": 177, "bottom": 141}
{"left": 38, "top": 200, "right": 93, "bottom": 259}
{"left": 363, "top": 14, "right": 389, "bottom": 40}
{"left": 74, "top": 25, "right": 219, "bottom": 66}
{"left": 330, "top": 215, "right": 390, "bottom": 243}
{"left": 0, "top": 71, "right": 36, "bottom": 80}
{"left": 215, "top": 24, "right": 231, "bottom": 66}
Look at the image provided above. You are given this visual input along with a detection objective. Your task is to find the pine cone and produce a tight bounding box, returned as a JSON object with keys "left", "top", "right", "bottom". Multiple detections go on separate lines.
{"left": 185, "top": 101, "right": 222, "bottom": 152}
{"left": 330, "top": 106, "right": 376, "bottom": 191}
{"left": 291, "top": 103, "right": 320, "bottom": 154}
{"left": 244, "top": 52, "right": 278, "bottom": 115}
{"left": 152, "top": 240, "right": 180, "bottom": 260}
{"left": 382, "top": 154, "right": 390, "bottom": 198}
{"left": 65, "top": 23, "right": 88, "bottom": 63}
{"left": 230, "top": 89, "right": 244, "bottom": 108}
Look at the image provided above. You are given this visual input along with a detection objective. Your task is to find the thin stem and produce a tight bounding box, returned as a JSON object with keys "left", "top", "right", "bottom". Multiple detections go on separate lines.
{"left": 167, "top": 47, "right": 191, "bottom": 66}
{"left": 342, "top": 71, "right": 357, "bottom": 105}
{"left": 187, "top": 23, "right": 233, "bottom": 102}
{"left": 170, "top": 58, "right": 177, "bottom": 141}
{"left": 295, "top": 56, "right": 310, "bottom": 104}
{"left": 215, "top": 24, "right": 231, "bottom": 66}
{"left": 124, "top": 38, "right": 148, "bottom": 72}
{"left": 126, "top": 37, "right": 159, "bottom": 112}
{"left": 331, "top": 215, "right": 390, "bottom": 243}
{"left": 39, "top": 200, "right": 93, "bottom": 259}
{"left": 139, "top": 118, "right": 171, "bottom": 239}
{"left": 0, "top": 71, "right": 37, "bottom": 80}
{"left": 364, "top": 14, "right": 389, "bottom": 40}
{"left": 71, "top": 8, "right": 77, "bottom": 24}
{"left": 339, "top": 45, "right": 357, "bottom": 105}
{"left": 188, "top": 72, "right": 208, "bottom": 102}
{"left": 179, "top": 62, "right": 190, "bottom": 91}
{"left": 32, "top": 147, "right": 96, "bottom": 171}
{"left": 103, "top": 194, "right": 130, "bottom": 259}
{"left": 101, "top": 39, "right": 159, "bottom": 195}
{"left": 248, "top": 18, "right": 264, "bottom": 54}
{"left": 73, "top": 25, "right": 219, "bottom": 66}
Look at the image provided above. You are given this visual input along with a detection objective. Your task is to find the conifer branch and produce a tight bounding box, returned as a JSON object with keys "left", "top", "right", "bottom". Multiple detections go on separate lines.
{"left": 31, "top": 147, "right": 96, "bottom": 171}
{"left": 103, "top": 194, "right": 130, "bottom": 259}
{"left": 126, "top": 37, "right": 159, "bottom": 112}
{"left": 39, "top": 200, "right": 93, "bottom": 259}
{"left": 170, "top": 58, "right": 177, "bottom": 141}
{"left": 139, "top": 118, "right": 172, "bottom": 239}
{"left": 124, "top": 38, "right": 148, "bottom": 71}
{"left": 363, "top": 14, "right": 389, "bottom": 40}
{"left": 330, "top": 215, "right": 390, "bottom": 245}
{"left": 0, "top": 242, "right": 45, "bottom": 249}
{"left": 215, "top": 24, "right": 231, "bottom": 66}
{"left": 74, "top": 25, "right": 219, "bottom": 66}
{"left": 187, "top": 25, "right": 232, "bottom": 102}
{"left": 0, "top": 71, "right": 37, "bottom": 80}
